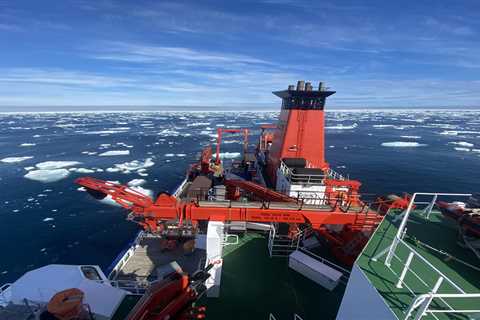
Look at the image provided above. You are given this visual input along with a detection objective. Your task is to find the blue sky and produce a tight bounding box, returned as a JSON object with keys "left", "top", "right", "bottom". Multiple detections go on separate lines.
{"left": 0, "top": 0, "right": 479, "bottom": 109}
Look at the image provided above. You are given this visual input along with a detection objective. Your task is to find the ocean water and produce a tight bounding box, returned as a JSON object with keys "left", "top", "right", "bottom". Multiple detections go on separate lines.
{"left": 1, "top": 109, "right": 480, "bottom": 284}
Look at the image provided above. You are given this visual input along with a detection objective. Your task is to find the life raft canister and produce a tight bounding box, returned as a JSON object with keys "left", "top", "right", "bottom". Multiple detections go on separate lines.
{"left": 47, "top": 288, "right": 84, "bottom": 320}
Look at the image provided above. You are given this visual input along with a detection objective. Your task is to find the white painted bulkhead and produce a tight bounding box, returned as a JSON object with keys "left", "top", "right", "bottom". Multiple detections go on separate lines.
{"left": 205, "top": 221, "right": 225, "bottom": 298}
{"left": 276, "top": 168, "right": 326, "bottom": 204}
{"left": 336, "top": 264, "right": 396, "bottom": 320}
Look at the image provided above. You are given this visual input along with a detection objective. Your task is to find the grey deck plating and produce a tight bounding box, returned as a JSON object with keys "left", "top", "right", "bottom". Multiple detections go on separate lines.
{"left": 114, "top": 236, "right": 206, "bottom": 282}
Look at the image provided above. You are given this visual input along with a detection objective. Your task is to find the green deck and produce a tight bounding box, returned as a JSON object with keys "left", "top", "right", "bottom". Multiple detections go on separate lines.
{"left": 357, "top": 209, "right": 480, "bottom": 320}
{"left": 200, "top": 233, "right": 345, "bottom": 320}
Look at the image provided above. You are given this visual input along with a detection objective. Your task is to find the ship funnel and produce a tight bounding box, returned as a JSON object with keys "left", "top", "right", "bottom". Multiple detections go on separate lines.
{"left": 318, "top": 82, "right": 324, "bottom": 91}
{"left": 296, "top": 80, "right": 305, "bottom": 91}
{"left": 305, "top": 82, "right": 312, "bottom": 91}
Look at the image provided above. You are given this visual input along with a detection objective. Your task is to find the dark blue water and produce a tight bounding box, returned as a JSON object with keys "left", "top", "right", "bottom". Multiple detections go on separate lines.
{"left": 1, "top": 110, "right": 479, "bottom": 284}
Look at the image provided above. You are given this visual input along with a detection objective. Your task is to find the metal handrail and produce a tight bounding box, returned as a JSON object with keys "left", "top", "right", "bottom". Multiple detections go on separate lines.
{"left": 369, "top": 192, "right": 477, "bottom": 320}
{"left": 406, "top": 292, "right": 480, "bottom": 320}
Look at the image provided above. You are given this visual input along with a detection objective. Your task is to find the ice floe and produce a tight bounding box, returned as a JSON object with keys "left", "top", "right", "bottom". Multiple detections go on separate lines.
{"left": 35, "top": 161, "right": 81, "bottom": 170}
{"left": 128, "top": 179, "right": 146, "bottom": 187}
{"left": 381, "top": 142, "right": 427, "bottom": 147}
{"left": 106, "top": 158, "right": 155, "bottom": 174}
{"left": 448, "top": 141, "right": 474, "bottom": 147}
{"left": 99, "top": 150, "right": 130, "bottom": 156}
{"left": 20, "top": 143, "right": 36, "bottom": 147}
{"left": 454, "top": 147, "right": 471, "bottom": 152}
{"left": 400, "top": 136, "right": 421, "bottom": 139}
{"left": 1, "top": 156, "right": 33, "bottom": 163}
{"left": 43, "top": 217, "right": 54, "bottom": 222}
{"left": 70, "top": 168, "right": 95, "bottom": 173}
{"left": 325, "top": 123, "right": 357, "bottom": 130}
{"left": 218, "top": 152, "right": 241, "bottom": 159}
{"left": 25, "top": 169, "right": 70, "bottom": 182}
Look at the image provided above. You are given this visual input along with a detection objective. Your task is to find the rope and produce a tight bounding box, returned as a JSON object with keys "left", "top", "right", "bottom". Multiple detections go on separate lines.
{"left": 407, "top": 235, "right": 480, "bottom": 272}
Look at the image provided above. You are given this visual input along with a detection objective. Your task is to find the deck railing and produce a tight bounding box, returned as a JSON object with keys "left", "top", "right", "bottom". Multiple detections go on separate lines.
{"left": 108, "top": 231, "right": 147, "bottom": 280}
{"left": 371, "top": 192, "right": 479, "bottom": 319}
{"left": 279, "top": 161, "right": 346, "bottom": 185}
{"left": 0, "top": 283, "right": 12, "bottom": 306}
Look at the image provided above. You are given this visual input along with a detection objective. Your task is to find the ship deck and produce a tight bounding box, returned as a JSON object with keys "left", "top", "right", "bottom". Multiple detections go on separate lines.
{"left": 113, "top": 235, "right": 206, "bottom": 282}
{"left": 200, "top": 232, "right": 346, "bottom": 320}
{"left": 357, "top": 208, "right": 480, "bottom": 319}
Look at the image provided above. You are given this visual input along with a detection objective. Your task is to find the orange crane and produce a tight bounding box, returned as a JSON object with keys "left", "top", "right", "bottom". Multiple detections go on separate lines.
{"left": 76, "top": 177, "right": 382, "bottom": 233}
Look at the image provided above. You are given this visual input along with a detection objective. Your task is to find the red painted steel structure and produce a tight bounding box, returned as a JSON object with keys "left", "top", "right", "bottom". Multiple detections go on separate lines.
{"left": 215, "top": 128, "right": 249, "bottom": 165}
{"left": 76, "top": 177, "right": 382, "bottom": 233}
{"left": 266, "top": 81, "right": 335, "bottom": 184}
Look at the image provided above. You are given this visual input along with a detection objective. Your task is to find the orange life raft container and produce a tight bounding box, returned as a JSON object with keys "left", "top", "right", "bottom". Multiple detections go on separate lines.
{"left": 47, "top": 288, "right": 84, "bottom": 320}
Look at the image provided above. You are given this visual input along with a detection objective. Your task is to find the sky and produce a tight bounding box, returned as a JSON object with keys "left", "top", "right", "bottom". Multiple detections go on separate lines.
{"left": 0, "top": 0, "right": 480, "bottom": 109}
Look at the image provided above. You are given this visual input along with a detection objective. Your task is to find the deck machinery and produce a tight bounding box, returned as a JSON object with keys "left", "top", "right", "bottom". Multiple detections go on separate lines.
{"left": 3, "top": 81, "right": 479, "bottom": 320}
{"left": 76, "top": 81, "right": 403, "bottom": 266}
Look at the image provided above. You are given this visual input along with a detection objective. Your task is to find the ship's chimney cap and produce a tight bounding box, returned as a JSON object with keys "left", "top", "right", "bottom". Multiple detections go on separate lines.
{"left": 297, "top": 80, "right": 305, "bottom": 91}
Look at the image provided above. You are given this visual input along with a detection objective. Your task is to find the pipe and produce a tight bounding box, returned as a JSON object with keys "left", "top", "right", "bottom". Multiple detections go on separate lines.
{"left": 297, "top": 80, "right": 305, "bottom": 91}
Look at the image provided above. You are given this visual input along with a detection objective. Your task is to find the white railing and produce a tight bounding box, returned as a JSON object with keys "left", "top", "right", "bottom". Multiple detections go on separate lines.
{"left": 406, "top": 292, "right": 480, "bottom": 320}
{"left": 268, "top": 313, "right": 304, "bottom": 320}
{"left": 0, "top": 283, "right": 12, "bottom": 306}
{"left": 100, "top": 279, "right": 148, "bottom": 295}
{"left": 268, "top": 224, "right": 303, "bottom": 257}
{"left": 326, "top": 167, "right": 346, "bottom": 181}
{"left": 172, "top": 177, "right": 189, "bottom": 198}
{"left": 383, "top": 192, "right": 472, "bottom": 267}
{"left": 371, "top": 192, "right": 479, "bottom": 319}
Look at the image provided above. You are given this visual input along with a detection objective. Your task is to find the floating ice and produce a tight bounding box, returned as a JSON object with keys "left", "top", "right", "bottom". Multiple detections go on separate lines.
{"left": 35, "top": 161, "right": 81, "bottom": 170}
{"left": 164, "top": 153, "right": 175, "bottom": 157}
{"left": 128, "top": 179, "right": 146, "bottom": 187}
{"left": 111, "top": 158, "right": 154, "bottom": 173}
{"left": 129, "top": 186, "right": 154, "bottom": 199}
{"left": 218, "top": 152, "right": 241, "bottom": 159}
{"left": 400, "top": 136, "right": 421, "bottom": 139}
{"left": 325, "top": 123, "right": 357, "bottom": 130}
{"left": 1, "top": 156, "right": 33, "bottom": 163}
{"left": 24, "top": 169, "right": 71, "bottom": 183}
{"left": 99, "top": 150, "right": 130, "bottom": 156}
{"left": 43, "top": 217, "right": 54, "bottom": 222}
{"left": 454, "top": 147, "right": 470, "bottom": 152}
{"left": 70, "top": 168, "right": 95, "bottom": 173}
{"left": 448, "top": 141, "right": 474, "bottom": 147}
{"left": 381, "top": 142, "right": 427, "bottom": 147}
{"left": 20, "top": 143, "right": 36, "bottom": 147}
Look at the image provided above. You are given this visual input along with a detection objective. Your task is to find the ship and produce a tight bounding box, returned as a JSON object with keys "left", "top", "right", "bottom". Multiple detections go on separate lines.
{"left": 0, "top": 81, "right": 479, "bottom": 320}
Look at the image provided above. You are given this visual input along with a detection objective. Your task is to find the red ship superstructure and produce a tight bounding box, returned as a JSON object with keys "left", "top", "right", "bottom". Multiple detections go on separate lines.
{"left": 77, "top": 81, "right": 402, "bottom": 266}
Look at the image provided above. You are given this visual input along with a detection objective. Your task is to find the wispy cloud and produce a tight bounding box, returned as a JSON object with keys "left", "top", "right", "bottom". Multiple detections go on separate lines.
{"left": 89, "top": 42, "right": 272, "bottom": 66}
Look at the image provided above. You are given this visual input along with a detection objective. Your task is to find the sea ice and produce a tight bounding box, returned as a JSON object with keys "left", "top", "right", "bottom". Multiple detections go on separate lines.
{"left": 71, "top": 168, "right": 95, "bottom": 173}
{"left": 35, "top": 161, "right": 81, "bottom": 170}
{"left": 108, "top": 158, "right": 155, "bottom": 174}
{"left": 325, "top": 123, "right": 358, "bottom": 130}
{"left": 448, "top": 141, "right": 474, "bottom": 147}
{"left": 24, "top": 169, "right": 70, "bottom": 183}
{"left": 1, "top": 156, "right": 33, "bottom": 163}
{"left": 128, "top": 179, "right": 146, "bottom": 187}
{"left": 381, "top": 142, "right": 427, "bottom": 147}
{"left": 218, "top": 152, "right": 241, "bottom": 159}
{"left": 99, "top": 150, "right": 130, "bottom": 156}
